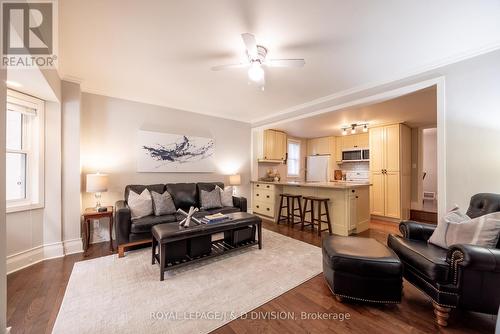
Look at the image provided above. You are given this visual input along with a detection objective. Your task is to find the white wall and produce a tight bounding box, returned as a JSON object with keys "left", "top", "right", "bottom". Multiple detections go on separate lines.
{"left": 80, "top": 93, "right": 251, "bottom": 241}
{"left": 442, "top": 50, "right": 500, "bottom": 211}
{"left": 1, "top": 66, "right": 7, "bottom": 334}
{"left": 422, "top": 128, "right": 437, "bottom": 195}
{"left": 61, "top": 81, "right": 82, "bottom": 248}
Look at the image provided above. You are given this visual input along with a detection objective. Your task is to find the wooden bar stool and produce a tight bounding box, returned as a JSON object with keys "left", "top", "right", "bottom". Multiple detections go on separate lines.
{"left": 301, "top": 196, "right": 332, "bottom": 236}
{"left": 277, "top": 194, "right": 303, "bottom": 226}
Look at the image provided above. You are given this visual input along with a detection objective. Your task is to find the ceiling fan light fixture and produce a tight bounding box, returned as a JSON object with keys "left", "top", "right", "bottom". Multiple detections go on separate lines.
{"left": 342, "top": 128, "right": 347, "bottom": 136}
{"left": 248, "top": 62, "right": 264, "bottom": 82}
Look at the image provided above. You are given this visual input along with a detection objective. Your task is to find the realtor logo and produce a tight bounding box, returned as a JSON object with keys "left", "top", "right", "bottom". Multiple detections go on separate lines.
{"left": 2, "top": 1, "right": 57, "bottom": 68}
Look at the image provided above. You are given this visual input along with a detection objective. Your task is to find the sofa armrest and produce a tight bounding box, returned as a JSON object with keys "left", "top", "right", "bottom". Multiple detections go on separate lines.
{"left": 233, "top": 196, "right": 247, "bottom": 212}
{"left": 448, "top": 244, "right": 500, "bottom": 273}
{"left": 115, "top": 200, "right": 131, "bottom": 245}
{"left": 399, "top": 220, "right": 436, "bottom": 241}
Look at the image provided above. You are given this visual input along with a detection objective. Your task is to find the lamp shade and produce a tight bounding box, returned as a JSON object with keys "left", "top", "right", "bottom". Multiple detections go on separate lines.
{"left": 229, "top": 174, "right": 241, "bottom": 186}
{"left": 86, "top": 173, "right": 108, "bottom": 193}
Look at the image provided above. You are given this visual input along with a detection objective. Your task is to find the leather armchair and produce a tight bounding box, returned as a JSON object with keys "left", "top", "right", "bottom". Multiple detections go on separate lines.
{"left": 388, "top": 193, "right": 500, "bottom": 327}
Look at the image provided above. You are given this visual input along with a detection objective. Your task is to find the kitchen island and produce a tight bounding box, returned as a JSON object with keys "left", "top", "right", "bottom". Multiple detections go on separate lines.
{"left": 251, "top": 180, "right": 370, "bottom": 236}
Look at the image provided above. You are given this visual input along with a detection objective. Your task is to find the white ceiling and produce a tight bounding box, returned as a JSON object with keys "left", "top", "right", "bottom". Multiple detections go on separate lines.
{"left": 59, "top": 0, "right": 500, "bottom": 123}
{"left": 276, "top": 86, "right": 437, "bottom": 138}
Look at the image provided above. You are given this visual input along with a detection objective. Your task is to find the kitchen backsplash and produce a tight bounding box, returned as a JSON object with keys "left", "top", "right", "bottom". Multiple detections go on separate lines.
{"left": 340, "top": 161, "right": 369, "bottom": 172}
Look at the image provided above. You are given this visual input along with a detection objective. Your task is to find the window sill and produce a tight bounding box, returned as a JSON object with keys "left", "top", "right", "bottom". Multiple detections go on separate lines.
{"left": 6, "top": 203, "right": 44, "bottom": 214}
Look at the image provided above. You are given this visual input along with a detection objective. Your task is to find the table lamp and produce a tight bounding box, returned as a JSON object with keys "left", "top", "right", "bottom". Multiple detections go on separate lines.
{"left": 87, "top": 173, "right": 108, "bottom": 212}
{"left": 229, "top": 174, "right": 241, "bottom": 195}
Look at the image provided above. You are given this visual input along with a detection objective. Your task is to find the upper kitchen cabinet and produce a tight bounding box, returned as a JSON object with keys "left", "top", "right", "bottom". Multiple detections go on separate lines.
{"left": 260, "top": 129, "right": 287, "bottom": 161}
{"left": 340, "top": 133, "right": 369, "bottom": 150}
{"left": 307, "top": 136, "right": 335, "bottom": 156}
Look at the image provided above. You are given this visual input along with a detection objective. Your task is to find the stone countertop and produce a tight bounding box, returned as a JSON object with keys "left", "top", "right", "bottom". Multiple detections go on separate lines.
{"left": 250, "top": 180, "right": 371, "bottom": 189}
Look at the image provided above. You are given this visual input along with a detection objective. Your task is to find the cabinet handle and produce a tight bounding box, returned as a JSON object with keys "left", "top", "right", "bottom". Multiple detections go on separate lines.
{"left": 266, "top": 185, "right": 270, "bottom": 188}
{"left": 266, "top": 195, "right": 270, "bottom": 198}
{"left": 256, "top": 205, "right": 260, "bottom": 208}
{"left": 352, "top": 190, "right": 355, "bottom": 193}
{"left": 256, "top": 184, "right": 260, "bottom": 187}
{"left": 256, "top": 194, "right": 259, "bottom": 196}
{"left": 266, "top": 208, "right": 270, "bottom": 211}
{"left": 356, "top": 196, "right": 359, "bottom": 199}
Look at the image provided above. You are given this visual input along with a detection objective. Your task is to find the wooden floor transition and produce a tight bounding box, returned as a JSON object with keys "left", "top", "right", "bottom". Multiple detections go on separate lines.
{"left": 6, "top": 220, "right": 497, "bottom": 334}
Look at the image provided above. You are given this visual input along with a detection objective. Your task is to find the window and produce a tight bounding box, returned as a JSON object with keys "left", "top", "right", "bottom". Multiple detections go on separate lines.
{"left": 6, "top": 90, "right": 45, "bottom": 212}
{"left": 287, "top": 139, "right": 301, "bottom": 177}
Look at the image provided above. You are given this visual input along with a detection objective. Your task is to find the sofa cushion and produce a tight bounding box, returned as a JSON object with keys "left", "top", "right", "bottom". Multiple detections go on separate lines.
{"left": 388, "top": 234, "right": 450, "bottom": 283}
{"left": 125, "top": 184, "right": 164, "bottom": 202}
{"left": 200, "top": 188, "right": 222, "bottom": 210}
{"left": 166, "top": 183, "right": 197, "bottom": 210}
{"left": 128, "top": 189, "right": 153, "bottom": 220}
{"left": 131, "top": 214, "right": 177, "bottom": 234}
{"left": 151, "top": 191, "right": 177, "bottom": 216}
{"left": 217, "top": 185, "right": 234, "bottom": 207}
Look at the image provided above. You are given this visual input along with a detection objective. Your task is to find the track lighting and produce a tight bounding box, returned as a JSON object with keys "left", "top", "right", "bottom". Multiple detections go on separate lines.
{"left": 341, "top": 123, "right": 369, "bottom": 135}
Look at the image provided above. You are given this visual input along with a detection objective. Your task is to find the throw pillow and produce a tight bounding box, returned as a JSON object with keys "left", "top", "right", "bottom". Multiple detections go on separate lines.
{"left": 445, "top": 212, "right": 500, "bottom": 248}
{"left": 428, "top": 206, "right": 470, "bottom": 248}
{"left": 128, "top": 189, "right": 153, "bottom": 220}
{"left": 200, "top": 188, "right": 222, "bottom": 210}
{"left": 217, "top": 185, "right": 234, "bottom": 207}
{"left": 151, "top": 191, "right": 177, "bottom": 216}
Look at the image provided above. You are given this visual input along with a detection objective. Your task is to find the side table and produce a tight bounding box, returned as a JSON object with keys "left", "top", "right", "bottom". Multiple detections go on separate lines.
{"left": 82, "top": 206, "right": 114, "bottom": 256}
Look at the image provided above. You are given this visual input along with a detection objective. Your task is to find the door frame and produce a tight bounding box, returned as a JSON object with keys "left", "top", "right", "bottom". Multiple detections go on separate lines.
{"left": 251, "top": 76, "right": 446, "bottom": 219}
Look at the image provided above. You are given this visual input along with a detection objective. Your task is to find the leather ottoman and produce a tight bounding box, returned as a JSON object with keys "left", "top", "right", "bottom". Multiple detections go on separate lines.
{"left": 322, "top": 235, "right": 403, "bottom": 304}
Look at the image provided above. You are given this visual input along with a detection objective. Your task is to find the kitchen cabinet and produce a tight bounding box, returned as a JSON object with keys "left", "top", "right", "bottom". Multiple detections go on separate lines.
{"left": 262, "top": 129, "right": 287, "bottom": 161}
{"left": 335, "top": 137, "right": 343, "bottom": 162}
{"left": 306, "top": 136, "right": 333, "bottom": 156}
{"left": 369, "top": 123, "right": 411, "bottom": 220}
{"left": 252, "top": 182, "right": 281, "bottom": 218}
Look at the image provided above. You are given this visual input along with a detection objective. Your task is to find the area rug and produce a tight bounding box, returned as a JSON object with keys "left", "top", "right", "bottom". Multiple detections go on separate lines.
{"left": 52, "top": 229, "right": 322, "bottom": 334}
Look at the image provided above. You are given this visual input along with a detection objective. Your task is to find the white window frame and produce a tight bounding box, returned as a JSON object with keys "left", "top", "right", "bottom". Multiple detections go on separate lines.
{"left": 6, "top": 89, "right": 45, "bottom": 213}
{"left": 287, "top": 139, "right": 301, "bottom": 178}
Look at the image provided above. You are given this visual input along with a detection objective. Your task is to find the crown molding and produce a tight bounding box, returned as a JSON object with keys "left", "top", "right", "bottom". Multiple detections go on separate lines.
{"left": 80, "top": 86, "right": 253, "bottom": 124}
{"left": 251, "top": 42, "right": 500, "bottom": 126}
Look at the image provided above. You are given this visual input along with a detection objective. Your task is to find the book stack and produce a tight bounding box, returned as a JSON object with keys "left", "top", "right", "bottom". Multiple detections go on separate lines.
{"left": 201, "top": 213, "right": 230, "bottom": 224}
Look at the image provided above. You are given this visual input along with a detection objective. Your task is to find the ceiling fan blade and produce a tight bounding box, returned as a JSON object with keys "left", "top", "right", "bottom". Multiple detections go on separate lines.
{"left": 265, "top": 59, "right": 305, "bottom": 68}
{"left": 211, "top": 63, "right": 249, "bottom": 71}
{"left": 241, "top": 33, "right": 258, "bottom": 59}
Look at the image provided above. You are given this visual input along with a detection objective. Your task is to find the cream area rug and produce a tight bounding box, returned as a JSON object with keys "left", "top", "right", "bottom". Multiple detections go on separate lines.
{"left": 52, "top": 229, "right": 322, "bottom": 334}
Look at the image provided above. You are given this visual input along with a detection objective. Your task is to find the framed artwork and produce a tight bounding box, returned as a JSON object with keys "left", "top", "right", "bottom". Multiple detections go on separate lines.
{"left": 137, "top": 130, "right": 215, "bottom": 172}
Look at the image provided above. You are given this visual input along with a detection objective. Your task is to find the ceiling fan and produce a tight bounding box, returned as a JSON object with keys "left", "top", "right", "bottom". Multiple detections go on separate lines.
{"left": 211, "top": 33, "right": 305, "bottom": 90}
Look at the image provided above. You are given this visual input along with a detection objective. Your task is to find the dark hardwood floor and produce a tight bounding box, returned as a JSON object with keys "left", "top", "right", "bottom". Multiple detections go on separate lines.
{"left": 6, "top": 220, "right": 497, "bottom": 334}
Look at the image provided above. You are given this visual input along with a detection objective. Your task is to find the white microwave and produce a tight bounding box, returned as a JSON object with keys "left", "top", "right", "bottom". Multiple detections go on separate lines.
{"left": 342, "top": 148, "right": 369, "bottom": 162}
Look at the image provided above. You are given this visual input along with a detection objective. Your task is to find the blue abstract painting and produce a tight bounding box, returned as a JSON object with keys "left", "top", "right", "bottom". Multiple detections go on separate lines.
{"left": 137, "top": 130, "right": 215, "bottom": 172}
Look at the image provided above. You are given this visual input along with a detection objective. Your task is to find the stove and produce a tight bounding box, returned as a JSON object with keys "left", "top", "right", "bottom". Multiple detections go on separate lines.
{"left": 344, "top": 171, "right": 369, "bottom": 183}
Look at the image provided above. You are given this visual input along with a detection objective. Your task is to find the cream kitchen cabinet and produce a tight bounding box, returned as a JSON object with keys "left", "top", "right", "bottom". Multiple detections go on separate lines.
{"left": 252, "top": 182, "right": 281, "bottom": 219}
{"left": 259, "top": 129, "right": 287, "bottom": 161}
{"left": 306, "top": 136, "right": 334, "bottom": 156}
{"left": 369, "top": 123, "right": 411, "bottom": 220}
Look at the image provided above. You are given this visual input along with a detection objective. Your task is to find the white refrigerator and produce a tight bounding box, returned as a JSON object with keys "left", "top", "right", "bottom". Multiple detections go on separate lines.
{"left": 306, "top": 155, "right": 330, "bottom": 182}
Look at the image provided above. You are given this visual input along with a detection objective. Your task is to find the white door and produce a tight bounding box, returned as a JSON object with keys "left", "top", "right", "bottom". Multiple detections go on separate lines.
{"left": 306, "top": 155, "right": 330, "bottom": 182}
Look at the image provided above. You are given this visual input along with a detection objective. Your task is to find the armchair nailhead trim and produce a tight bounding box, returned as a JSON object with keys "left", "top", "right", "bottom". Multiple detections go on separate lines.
{"left": 450, "top": 250, "right": 465, "bottom": 285}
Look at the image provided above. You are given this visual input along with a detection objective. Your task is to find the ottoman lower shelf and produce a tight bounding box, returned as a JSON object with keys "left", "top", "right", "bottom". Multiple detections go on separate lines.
{"left": 153, "top": 238, "right": 258, "bottom": 270}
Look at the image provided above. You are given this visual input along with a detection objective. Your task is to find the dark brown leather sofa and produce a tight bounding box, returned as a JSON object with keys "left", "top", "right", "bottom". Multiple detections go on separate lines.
{"left": 115, "top": 182, "right": 247, "bottom": 255}
{"left": 388, "top": 193, "right": 500, "bottom": 326}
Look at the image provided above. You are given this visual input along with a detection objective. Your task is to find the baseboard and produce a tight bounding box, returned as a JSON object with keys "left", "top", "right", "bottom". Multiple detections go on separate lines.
{"left": 370, "top": 215, "right": 401, "bottom": 223}
{"left": 7, "top": 238, "right": 83, "bottom": 274}
{"left": 63, "top": 238, "right": 83, "bottom": 255}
